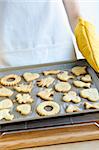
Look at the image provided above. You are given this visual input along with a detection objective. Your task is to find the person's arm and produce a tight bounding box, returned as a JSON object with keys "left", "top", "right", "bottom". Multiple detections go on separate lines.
{"left": 62, "top": 0, "right": 99, "bottom": 73}
{"left": 63, "top": 0, "right": 81, "bottom": 31}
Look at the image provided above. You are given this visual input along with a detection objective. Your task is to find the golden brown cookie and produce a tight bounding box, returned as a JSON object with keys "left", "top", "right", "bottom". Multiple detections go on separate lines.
{"left": 71, "top": 66, "right": 87, "bottom": 76}
{"left": 57, "top": 71, "right": 74, "bottom": 81}
{"left": 84, "top": 102, "right": 99, "bottom": 109}
{"left": 37, "top": 88, "right": 54, "bottom": 101}
{"left": 0, "top": 99, "right": 13, "bottom": 109}
{"left": 80, "top": 88, "right": 99, "bottom": 102}
{"left": 0, "top": 74, "right": 21, "bottom": 86}
{"left": 36, "top": 101, "right": 60, "bottom": 116}
{"left": 73, "top": 80, "right": 91, "bottom": 88}
{"left": 0, "top": 109, "right": 14, "bottom": 121}
{"left": 63, "top": 91, "right": 81, "bottom": 103}
{"left": 14, "top": 82, "right": 33, "bottom": 93}
{"left": 16, "top": 104, "right": 31, "bottom": 115}
{"left": 37, "top": 76, "right": 55, "bottom": 87}
{"left": 0, "top": 86, "right": 13, "bottom": 97}
{"left": 55, "top": 82, "right": 71, "bottom": 92}
{"left": 81, "top": 74, "right": 92, "bottom": 82}
{"left": 43, "top": 70, "right": 60, "bottom": 76}
{"left": 16, "top": 93, "right": 34, "bottom": 104}
{"left": 66, "top": 104, "right": 80, "bottom": 113}
{"left": 23, "top": 72, "right": 40, "bottom": 82}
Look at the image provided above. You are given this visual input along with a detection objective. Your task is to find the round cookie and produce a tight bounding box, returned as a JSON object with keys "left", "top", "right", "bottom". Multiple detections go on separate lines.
{"left": 1, "top": 74, "right": 21, "bottom": 86}
{"left": 55, "top": 82, "right": 71, "bottom": 92}
{"left": 36, "top": 101, "right": 60, "bottom": 116}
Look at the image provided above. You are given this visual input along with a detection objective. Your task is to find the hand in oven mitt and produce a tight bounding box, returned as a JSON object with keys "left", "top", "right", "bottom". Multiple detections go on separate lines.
{"left": 74, "top": 17, "right": 99, "bottom": 73}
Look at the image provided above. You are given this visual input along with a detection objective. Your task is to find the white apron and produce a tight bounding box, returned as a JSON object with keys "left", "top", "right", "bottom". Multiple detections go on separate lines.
{"left": 0, "top": 0, "right": 76, "bottom": 67}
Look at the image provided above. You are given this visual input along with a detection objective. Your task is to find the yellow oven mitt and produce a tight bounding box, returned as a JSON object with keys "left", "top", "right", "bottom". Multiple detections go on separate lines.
{"left": 74, "top": 17, "right": 99, "bottom": 73}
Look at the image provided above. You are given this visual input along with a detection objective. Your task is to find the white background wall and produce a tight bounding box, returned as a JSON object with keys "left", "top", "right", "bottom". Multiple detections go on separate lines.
{"left": 60, "top": 0, "right": 99, "bottom": 59}
{"left": 79, "top": 0, "right": 99, "bottom": 34}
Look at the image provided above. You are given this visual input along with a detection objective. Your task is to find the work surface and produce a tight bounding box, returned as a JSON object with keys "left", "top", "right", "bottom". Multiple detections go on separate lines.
{"left": 22, "top": 140, "right": 99, "bottom": 150}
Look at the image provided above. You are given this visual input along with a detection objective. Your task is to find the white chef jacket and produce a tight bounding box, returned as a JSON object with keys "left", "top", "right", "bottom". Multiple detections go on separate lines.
{"left": 0, "top": 0, "right": 76, "bottom": 67}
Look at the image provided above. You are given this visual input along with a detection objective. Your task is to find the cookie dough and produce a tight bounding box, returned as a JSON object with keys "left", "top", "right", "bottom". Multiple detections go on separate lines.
{"left": 16, "top": 104, "right": 31, "bottom": 115}
{"left": 1, "top": 74, "right": 21, "bottom": 86}
{"left": 0, "top": 86, "right": 13, "bottom": 97}
{"left": 36, "top": 101, "right": 60, "bottom": 116}
{"left": 81, "top": 74, "right": 92, "bottom": 82}
{"left": 14, "top": 82, "right": 33, "bottom": 93}
{"left": 16, "top": 93, "right": 34, "bottom": 104}
{"left": 23, "top": 72, "right": 40, "bottom": 82}
{"left": 0, "top": 109, "right": 14, "bottom": 121}
{"left": 37, "top": 76, "right": 55, "bottom": 87}
{"left": 0, "top": 99, "right": 13, "bottom": 109}
{"left": 63, "top": 91, "right": 81, "bottom": 103}
{"left": 37, "top": 88, "right": 54, "bottom": 101}
{"left": 80, "top": 88, "right": 99, "bottom": 102}
{"left": 66, "top": 104, "right": 80, "bottom": 113}
{"left": 73, "top": 80, "right": 91, "bottom": 88}
{"left": 84, "top": 102, "right": 99, "bottom": 109}
{"left": 57, "top": 71, "right": 74, "bottom": 81}
{"left": 71, "top": 66, "right": 87, "bottom": 76}
{"left": 43, "top": 70, "right": 60, "bottom": 76}
{"left": 55, "top": 82, "right": 71, "bottom": 92}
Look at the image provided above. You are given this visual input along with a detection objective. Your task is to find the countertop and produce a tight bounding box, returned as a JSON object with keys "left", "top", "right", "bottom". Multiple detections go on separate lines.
{"left": 22, "top": 140, "right": 99, "bottom": 150}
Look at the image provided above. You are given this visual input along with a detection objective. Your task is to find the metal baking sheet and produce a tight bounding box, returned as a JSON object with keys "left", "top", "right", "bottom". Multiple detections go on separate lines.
{"left": 0, "top": 59, "right": 99, "bottom": 125}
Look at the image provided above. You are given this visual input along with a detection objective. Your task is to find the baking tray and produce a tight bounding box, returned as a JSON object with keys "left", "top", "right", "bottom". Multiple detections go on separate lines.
{"left": 0, "top": 59, "right": 99, "bottom": 125}
{"left": 0, "top": 112, "right": 99, "bottom": 133}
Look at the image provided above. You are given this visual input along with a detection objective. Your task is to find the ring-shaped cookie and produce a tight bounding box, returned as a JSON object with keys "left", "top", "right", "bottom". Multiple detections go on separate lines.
{"left": 36, "top": 101, "right": 60, "bottom": 116}
{"left": 1, "top": 74, "right": 21, "bottom": 86}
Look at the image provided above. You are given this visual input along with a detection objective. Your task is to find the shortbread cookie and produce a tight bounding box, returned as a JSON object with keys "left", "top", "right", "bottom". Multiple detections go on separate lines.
{"left": 66, "top": 104, "right": 80, "bottom": 113}
{"left": 37, "top": 76, "right": 55, "bottom": 87}
{"left": 84, "top": 102, "right": 99, "bottom": 109}
{"left": 81, "top": 74, "right": 92, "bottom": 82}
{"left": 71, "top": 66, "right": 87, "bottom": 76}
{"left": 1, "top": 74, "right": 21, "bottom": 86}
{"left": 16, "top": 104, "right": 31, "bottom": 115}
{"left": 57, "top": 71, "right": 74, "bottom": 81}
{"left": 0, "top": 99, "right": 13, "bottom": 109}
{"left": 36, "top": 101, "right": 60, "bottom": 116}
{"left": 80, "top": 88, "right": 99, "bottom": 102}
{"left": 0, "top": 86, "right": 13, "bottom": 97}
{"left": 37, "top": 88, "right": 54, "bottom": 101}
{"left": 73, "top": 80, "right": 91, "bottom": 88}
{"left": 55, "top": 82, "right": 71, "bottom": 92}
{"left": 14, "top": 82, "right": 33, "bottom": 93}
{"left": 23, "top": 72, "right": 40, "bottom": 82}
{"left": 0, "top": 109, "right": 14, "bottom": 121}
{"left": 16, "top": 93, "right": 34, "bottom": 104}
{"left": 43, "top": 70, "right": 60, "bottom": 76}
{"left": 63, "top": 91, "right": 81, "bottom": 103}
